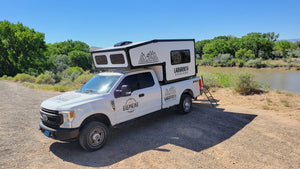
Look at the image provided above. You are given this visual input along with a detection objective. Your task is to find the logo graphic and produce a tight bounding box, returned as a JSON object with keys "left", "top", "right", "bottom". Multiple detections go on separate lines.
{"left": 174, "top": 66, "right": 189, "bottom": 76}
{"left": 138, "top": 50, "right": 159, "bottom": 64}
{"left": 41, "top": 114, "right": 48, "bottom": 121}
{"left": 123, "top": 98, "right": 139, "bottom": 113}
{"left": 164, "top": 86, "right": 176, "bottom": 101}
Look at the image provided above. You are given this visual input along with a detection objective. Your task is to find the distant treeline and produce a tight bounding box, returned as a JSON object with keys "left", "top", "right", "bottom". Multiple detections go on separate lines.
{"left": 195, "top": 33, "right": 300, "bottom": 67}
{"left": 1, "top": 20, "right": 300, "bottom": 77}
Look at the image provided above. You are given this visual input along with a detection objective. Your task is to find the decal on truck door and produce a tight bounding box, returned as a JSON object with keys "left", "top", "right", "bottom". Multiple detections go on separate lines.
{"left": 138, "top": 51, "right": 159, "bottom": 64}
{"left": 123, "top": 98, "right": 139, "bottom": 113}
{"left": 164, "top": 86, "right": 176, "bottom": 101}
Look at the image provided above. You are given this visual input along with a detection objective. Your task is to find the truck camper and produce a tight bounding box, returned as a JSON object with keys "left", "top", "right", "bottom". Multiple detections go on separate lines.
{"left": 39, "top": 39, "right": 203, "bottom": 151}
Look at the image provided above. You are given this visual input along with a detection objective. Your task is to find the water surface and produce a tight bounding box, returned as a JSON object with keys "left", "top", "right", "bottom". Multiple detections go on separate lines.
{"left": 199, "top": 66, "right": 300, "bottom": 94}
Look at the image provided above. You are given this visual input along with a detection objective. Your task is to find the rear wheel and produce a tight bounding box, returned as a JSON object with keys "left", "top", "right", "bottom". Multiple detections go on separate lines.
{"left": 178, "top": 94, "right": 192, "bottom": 114}
{"left": 79, "top": 121, "right": 109, "bottom": 151}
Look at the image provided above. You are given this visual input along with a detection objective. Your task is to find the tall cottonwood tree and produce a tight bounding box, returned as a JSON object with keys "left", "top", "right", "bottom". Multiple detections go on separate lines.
{"left": 0, "top": 20, "right": 47, "bottom": 76}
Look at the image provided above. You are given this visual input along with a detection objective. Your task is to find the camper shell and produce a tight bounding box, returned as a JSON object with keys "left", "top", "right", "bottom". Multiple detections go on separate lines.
{"left": 90, "top": 39, "right": 197, "bottom": 84}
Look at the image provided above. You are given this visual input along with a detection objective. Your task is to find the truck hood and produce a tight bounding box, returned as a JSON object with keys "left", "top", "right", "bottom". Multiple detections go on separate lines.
{"left": 41, "top": 91, "right": 107, "bottom": 110}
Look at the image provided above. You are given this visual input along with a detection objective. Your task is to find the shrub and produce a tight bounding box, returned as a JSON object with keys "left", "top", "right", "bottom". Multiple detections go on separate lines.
{"left": 288, "top": 48, "right": 300, "bottom": 58}
{"left": 245, "top": 58, "right": 266, "bottom": 68}
{"left": 74, "top": 74, "right": 95, "bottom": 85}
{"left": 232, "top": 71, "right": 262, "bottom": 95}
{"left": 213, "top": 53, "right": 233, "bottom": 66}
{"left": 230, "top": 58, "right": 245, "bottom": 67}
{"left": 198, "top": 58, "right": 214, "bottom": 66}
{"left": 62, "top": 67, "right": 84, "bottom": 81}
{"left": 0, "top": 75, "right": 7, "bottom": 80}
{"left": 35, "top": 74, "right": 55, "bottom": 84}
{"left": 14, "top": 73, "right": 36, "bottom": 83}
{"left": 45, "top": 71, "right": 61, "bottom": 83}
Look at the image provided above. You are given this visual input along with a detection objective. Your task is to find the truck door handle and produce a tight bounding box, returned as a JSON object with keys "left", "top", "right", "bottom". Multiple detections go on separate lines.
{"left": 139, "top": 93, "right": 144, "bottom": 97}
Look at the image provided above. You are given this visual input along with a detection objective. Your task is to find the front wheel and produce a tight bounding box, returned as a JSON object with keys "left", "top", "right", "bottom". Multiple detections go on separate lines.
{"left": 79, "top": 121, "right": 109, "bottom": 151}
{"left": 178, "top": 94, "right": 192, "bottom": 114}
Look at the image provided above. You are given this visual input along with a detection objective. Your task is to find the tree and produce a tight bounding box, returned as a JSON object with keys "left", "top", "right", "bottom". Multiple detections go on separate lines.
{"left": 235, "top": 48, "right": 255, "bottom": 59}
{"left": 46, "top": 40, "right": 90, "bottom": 56}
{"left": 68, "top": 50, "right": 92, "bottom": 70}
{"left": 241, "top": 32, "right": 277, "bottom": 59}
{"left": 195, "top": 40, "right": 210, "bottom": 58}
{"left": 274, "top": 40, "right": 296, "bottom": 58}
{"left": 0, "top": 20, "right": 47, "bottom": 76}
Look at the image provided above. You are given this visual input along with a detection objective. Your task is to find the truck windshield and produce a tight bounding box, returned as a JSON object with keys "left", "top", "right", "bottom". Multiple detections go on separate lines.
{"left": 79, "top": 75, "right": 121, "bottom": 94}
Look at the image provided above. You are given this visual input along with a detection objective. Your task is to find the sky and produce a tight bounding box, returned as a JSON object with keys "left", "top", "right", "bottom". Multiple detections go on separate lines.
{"left": 0, "top": 0, "right": 299, "bottom": 48}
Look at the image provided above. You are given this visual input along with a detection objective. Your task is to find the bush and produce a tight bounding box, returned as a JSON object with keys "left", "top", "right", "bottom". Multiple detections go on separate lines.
{"left": 44, "top": 71, "right": 61, "bottom": 83}
{"left": 244, "top": 58, "right": 266, "bottom": 68}
{"left": 230, "top": 58, "right": 245, "bottom": 67}
{"left": 14, "top": 73, "right": 36, "bottom": 83}
{"left": 232, "top": 71, "right": 262, "bottom": 95}
{"left": 213, "top": 53, "right": 233, "bottom": 66}
{"left": 0, "top": 75, "right": 7, "bottom": 80}
{"left": 198, "top": 58, "right": 213, "bottom": 66}
{"left": 62, "top": 67, "right": 84, "bottom": 81}
{"left": 35, "top": 74, "right": 55, "bottom": 84}
{"left": 288, "top": 48, "right": 300, "bottom": 58}
{"left": 74, "top": 74, "right": 95, "bottom": 85}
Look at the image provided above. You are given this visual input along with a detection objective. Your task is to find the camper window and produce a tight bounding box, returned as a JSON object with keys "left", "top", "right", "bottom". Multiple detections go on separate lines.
{"left": 110, "top": 54, "right": 125, "bottom": 64}
{"left": 170, "top": 49, "right": 190, "bottom": 65}
{"left": 95, "top": 55, "right": 108, "bottom": 65}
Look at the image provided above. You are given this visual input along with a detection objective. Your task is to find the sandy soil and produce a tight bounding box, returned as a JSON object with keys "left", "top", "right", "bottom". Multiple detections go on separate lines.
{"left": 0, "top": 81, "right": 299, "bottom": 169}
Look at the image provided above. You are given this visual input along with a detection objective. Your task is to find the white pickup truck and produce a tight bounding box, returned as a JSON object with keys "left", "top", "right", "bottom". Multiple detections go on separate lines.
{"left": 39, "top": 39, "right": 202, "bottom": 151}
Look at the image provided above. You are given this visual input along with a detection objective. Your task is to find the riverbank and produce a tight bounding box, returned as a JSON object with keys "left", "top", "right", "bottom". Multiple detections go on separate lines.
{"left": 206, "top": 88, "right": 300, "bottom": 122}
{"left": 197, "top": 58, "right": 300, "bottom": 70}
{"left": 198, "top": 66, "right": 300, "bottom": 94}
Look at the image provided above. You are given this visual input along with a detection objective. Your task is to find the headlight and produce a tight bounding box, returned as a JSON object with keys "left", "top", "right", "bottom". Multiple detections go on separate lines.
{"left": 60, "top": 111, "right": 75, "bottom": 128}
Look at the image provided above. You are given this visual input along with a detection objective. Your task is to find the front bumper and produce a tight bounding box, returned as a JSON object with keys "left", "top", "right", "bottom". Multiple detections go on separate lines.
{"left": 39, "top": 121, "right": 79, "bottom": 141}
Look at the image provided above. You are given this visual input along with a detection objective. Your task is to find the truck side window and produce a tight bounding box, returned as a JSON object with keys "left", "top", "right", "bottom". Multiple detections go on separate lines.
{"left": 170, "top": 49, "right": 190, "bottom": 65}
{"left": 137, "top": 72, "right": 154, "bottom": 89}
{"left": 117, "top": 75, "right": 139, "bottom": 92}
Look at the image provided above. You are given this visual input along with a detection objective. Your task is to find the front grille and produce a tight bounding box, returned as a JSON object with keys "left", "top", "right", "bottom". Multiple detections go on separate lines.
{"left": 40, "top": 107, "right": 63, "bottom": 129}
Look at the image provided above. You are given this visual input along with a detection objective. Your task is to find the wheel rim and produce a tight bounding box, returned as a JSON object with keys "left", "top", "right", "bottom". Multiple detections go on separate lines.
{"left": 183, "top": 97, "right": 191, "bottom": 112}
{"left": 89, "top": 128, "right": 105, "bottom": 147}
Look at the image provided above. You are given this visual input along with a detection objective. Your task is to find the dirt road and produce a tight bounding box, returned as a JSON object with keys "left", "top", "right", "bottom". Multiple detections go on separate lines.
{"left": 0, "top": 81, "right": 299, "bottom": 168}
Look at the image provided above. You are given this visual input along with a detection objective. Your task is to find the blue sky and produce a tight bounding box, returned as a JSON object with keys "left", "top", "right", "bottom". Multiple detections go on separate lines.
{"left": 0, "top": 0, "right": 299, "bottom": 47}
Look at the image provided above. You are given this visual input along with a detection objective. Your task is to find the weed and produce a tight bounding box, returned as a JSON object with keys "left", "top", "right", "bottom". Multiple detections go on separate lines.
{"left": 280, "top": 99, "right": 290, "bottom": 107}
{"left": 285, "top": 92, "right": 293, "bottom": 97}
{"left": 266, "top": 98, "right": 272, "bottom": 104}
{"left": 53, "top": 85, "right": 68, "bottom": 92}
{"left": 262, "top": 105, "right": 270, "bottom": 110}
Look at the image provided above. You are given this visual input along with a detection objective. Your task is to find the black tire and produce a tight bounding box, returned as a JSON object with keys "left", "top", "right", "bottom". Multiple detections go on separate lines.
{"left": 79, "top": 121, "right": 109, "bottom": 151}
{"left": 178, "top": 94, "right": 192, "bottom": 114}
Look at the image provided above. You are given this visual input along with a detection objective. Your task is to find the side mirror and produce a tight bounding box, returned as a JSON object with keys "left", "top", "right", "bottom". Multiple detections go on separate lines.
{"left": 114, "top": 85, "right": 131, "bottom": 98}
{"left": 121, "top": 85, "right": 131, "bottom": 96}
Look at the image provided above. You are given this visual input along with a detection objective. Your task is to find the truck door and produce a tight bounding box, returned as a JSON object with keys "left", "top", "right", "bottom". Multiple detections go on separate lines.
{"left": 114, "top": 72, "right": 161, "bottom": 123}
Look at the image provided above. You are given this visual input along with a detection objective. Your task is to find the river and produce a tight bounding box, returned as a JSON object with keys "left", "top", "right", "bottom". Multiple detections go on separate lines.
{"left": 199, "top": 66, "right": 300, "bottom": 94}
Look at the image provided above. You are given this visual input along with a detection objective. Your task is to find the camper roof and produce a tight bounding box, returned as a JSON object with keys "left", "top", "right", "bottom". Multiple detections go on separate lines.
{"left": 90, "top": 39, "right": 194, "bottom": 53}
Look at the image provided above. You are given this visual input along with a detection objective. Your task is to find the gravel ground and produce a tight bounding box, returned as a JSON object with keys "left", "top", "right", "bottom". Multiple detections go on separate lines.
{"left": 0, "top": 81, "right": 299, "bottom": 168}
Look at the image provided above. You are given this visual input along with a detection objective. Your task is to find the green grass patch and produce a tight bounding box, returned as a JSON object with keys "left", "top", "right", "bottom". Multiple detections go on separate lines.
{"left": 198, "top": 70, "right": 263, "bottom": 95}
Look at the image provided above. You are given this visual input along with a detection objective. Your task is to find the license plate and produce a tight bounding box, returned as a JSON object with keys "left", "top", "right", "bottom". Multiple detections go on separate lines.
{"left": 44, "top": 130, "right": 50, "bottom": 137}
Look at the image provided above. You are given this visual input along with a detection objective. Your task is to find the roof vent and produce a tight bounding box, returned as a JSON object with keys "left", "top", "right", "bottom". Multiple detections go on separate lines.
{"left": 114, "top": 41, "right": 132, "bottom": 47}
